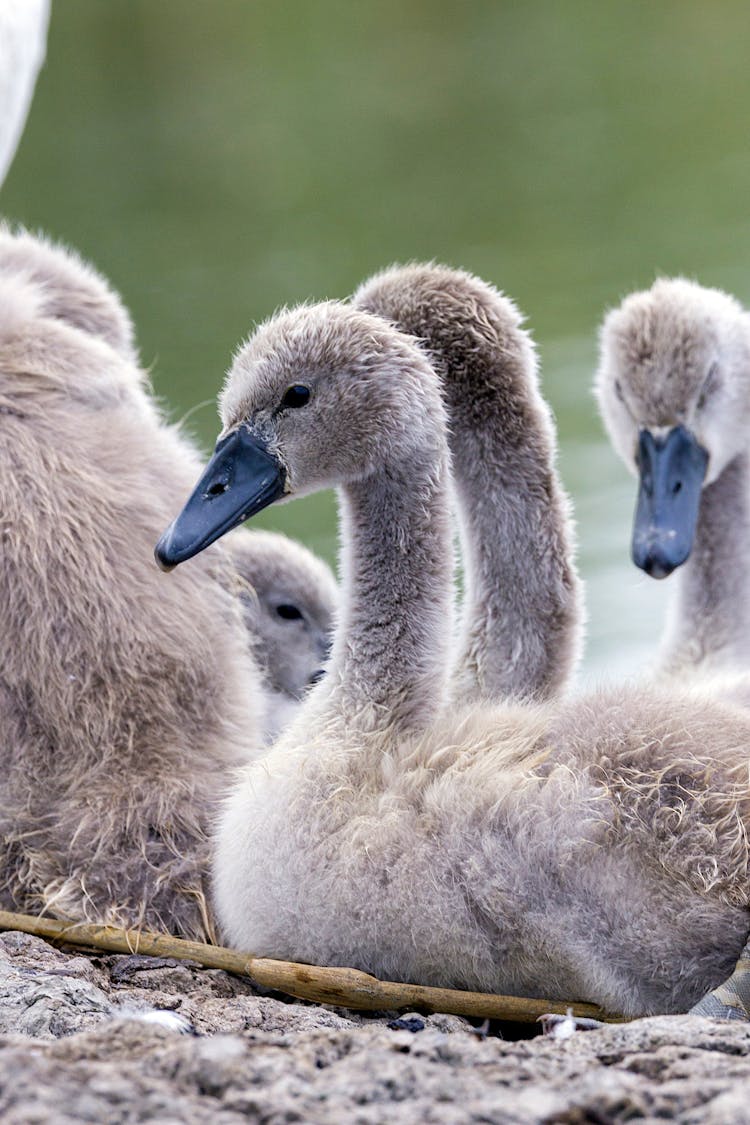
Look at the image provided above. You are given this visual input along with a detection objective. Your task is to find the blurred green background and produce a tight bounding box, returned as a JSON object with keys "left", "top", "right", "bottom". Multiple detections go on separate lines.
{"left": 4, "top": 0, "right": 750, "bottom": 678}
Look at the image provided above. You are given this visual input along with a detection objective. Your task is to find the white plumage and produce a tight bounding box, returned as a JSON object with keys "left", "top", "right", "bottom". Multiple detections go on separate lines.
{"left": 0, "top": 0, "right": 49, "bottom": 187}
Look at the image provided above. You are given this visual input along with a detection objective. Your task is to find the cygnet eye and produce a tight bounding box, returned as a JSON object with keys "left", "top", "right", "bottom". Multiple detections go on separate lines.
{"left": 276, "top": 603, "right": 304, "bottom": 621}
{"left": 281, "top": 384, "right": 311, "bottom": 409}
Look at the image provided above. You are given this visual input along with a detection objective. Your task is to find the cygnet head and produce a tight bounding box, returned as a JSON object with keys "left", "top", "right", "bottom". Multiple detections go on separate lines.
{"left": 224, "top": 528, "right": 337, "bottom": 698}
{"left": 0, "top": 225, "right": 138, "bottom": 365}
{"left": 596, "top": 278, "right": 750, "bottom": 578}
{"left": 155, "top": 301, "right": 445, "bottom": 569}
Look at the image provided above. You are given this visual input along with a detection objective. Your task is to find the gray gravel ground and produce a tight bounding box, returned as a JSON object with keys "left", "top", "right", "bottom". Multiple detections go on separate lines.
{"left": 1, "top": 930, "right": 749, "bottom": 1124}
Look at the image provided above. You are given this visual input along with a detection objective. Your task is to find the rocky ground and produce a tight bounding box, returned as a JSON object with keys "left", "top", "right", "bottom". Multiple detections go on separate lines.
{"left": 0, "top": 930, "right": 749, "bottom": 1123}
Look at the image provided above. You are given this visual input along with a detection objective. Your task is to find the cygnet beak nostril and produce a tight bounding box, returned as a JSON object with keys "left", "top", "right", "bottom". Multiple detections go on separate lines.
{"left": 205, "top": 480, "right": 228, "bottom": 498}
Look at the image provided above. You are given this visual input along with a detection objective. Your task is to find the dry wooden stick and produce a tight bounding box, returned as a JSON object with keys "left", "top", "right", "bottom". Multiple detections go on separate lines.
{"left": 0, "top": 909, "right": 626, "bottom": 1024}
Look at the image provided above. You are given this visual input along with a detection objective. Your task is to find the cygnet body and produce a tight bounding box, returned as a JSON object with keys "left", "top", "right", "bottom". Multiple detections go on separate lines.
{"left": 0, "top": 227, "right": 268, "bottom": 939}
{"left": 157, "top": 301, "right": 750, "bottom": 1017}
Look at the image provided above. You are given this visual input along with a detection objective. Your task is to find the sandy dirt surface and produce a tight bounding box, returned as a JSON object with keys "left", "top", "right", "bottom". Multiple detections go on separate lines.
{"left": 1, "top": 929, "right": 749, "bottom": 1124}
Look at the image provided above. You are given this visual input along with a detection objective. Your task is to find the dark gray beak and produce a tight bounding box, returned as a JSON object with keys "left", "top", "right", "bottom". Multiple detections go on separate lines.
{"left": 632, "top": 425, "right": 708, "bottom": 579}
{"left": 155, "top": 426, "right": 286, "bottom": 570}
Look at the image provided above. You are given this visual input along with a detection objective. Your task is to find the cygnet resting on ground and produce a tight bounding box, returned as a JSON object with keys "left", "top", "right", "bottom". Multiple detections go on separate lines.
{"left": 357, "top": 265, "right": 750, "bottom": 1022}
{"left": 157, "top": 301, "right": 750, "bottom": 1018}
{"left": 224, "top": 528, "right": 337, "bottom": 740}
{"left": 353, "top": 263, "right": 582, "bottom": 702}
{"left": 0, "top": 227, "right": 270, "bottom": 940}
{"left": 596, "top": 279, "right": 750, "bottom": 675}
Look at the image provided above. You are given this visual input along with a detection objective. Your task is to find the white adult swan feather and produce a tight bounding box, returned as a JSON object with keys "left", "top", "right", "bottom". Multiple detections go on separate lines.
{"left": 0, "top": 0, "right": 49, "bottom": 187}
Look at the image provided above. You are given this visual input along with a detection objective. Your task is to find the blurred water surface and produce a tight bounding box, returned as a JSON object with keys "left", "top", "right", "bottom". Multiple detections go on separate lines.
{"left": 4, "top": 0, "right": 750, "bottom": 680}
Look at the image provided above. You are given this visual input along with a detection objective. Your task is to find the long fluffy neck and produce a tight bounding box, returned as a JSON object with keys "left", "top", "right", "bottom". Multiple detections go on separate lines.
{"left": 445, "top": 335, "right": 581, "bottom": 703}
{"left": 661, "top": 453, "right": 750, "bottom": 674}
{"left": 356, "top": 271, "right": 582, "bottom": 704}
{"left": 316, "top": 451, "right": 454, "bottom": 735}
